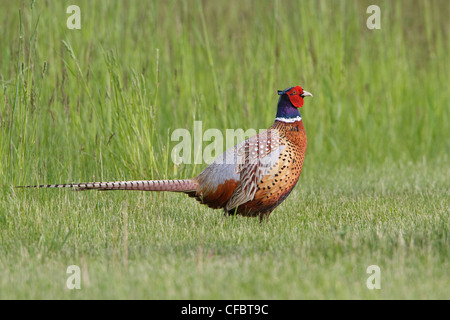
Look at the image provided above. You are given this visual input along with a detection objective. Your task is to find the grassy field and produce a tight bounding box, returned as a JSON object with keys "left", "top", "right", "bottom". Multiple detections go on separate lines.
{"left": 0, "top": 0, "right": 448, "bottom": 299}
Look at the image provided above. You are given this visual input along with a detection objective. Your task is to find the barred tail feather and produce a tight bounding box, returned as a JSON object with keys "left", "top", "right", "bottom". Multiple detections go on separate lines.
{"left": 17, "top": 179, "right": 198, "bottom": 193}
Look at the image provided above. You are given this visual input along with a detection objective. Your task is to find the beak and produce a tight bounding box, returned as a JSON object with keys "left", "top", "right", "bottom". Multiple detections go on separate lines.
{"left": 301, "top": 90, "right": 313, "bottom": 98}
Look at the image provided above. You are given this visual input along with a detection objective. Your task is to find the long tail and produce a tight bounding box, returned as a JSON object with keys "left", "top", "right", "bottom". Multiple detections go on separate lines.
{"left": 17, "top": 179, "right": 199, "bottom": 192}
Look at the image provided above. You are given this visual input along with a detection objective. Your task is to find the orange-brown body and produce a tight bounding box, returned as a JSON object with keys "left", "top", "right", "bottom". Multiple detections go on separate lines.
{"left": 189, "top": 119, "right": 307, "bottom": 220}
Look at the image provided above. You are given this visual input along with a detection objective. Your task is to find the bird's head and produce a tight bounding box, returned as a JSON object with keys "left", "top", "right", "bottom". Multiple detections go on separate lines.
{"left": 275, "top": 86, "right": 312, "bottom": 123}
{"left": 277, "top": 85, "right": 313, "bottom": 108}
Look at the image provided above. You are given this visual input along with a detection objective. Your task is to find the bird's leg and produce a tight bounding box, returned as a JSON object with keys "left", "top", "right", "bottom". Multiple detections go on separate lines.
{"left": 259, "top": 212, "right": 272, "bottom": 224}
{"left": 222, "top": 211, "right": 228, "bottom": 222}
{"left": 221, "top": 208, "right": 231, "bottom": 224}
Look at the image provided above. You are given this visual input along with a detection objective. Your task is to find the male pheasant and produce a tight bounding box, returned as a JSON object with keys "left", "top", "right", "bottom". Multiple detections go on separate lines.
{"left": 19, "top": 86, "right": 312, "bottom": 221}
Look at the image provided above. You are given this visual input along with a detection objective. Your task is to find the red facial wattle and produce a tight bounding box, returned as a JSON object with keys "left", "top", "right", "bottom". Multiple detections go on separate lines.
{"left": 286, "top": 86, "right": 304, "bottom": 108}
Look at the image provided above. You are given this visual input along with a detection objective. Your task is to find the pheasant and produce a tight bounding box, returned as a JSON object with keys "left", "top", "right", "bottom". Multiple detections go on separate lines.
{"left": 19, "top": 86, "right": 312, "bottom": 221}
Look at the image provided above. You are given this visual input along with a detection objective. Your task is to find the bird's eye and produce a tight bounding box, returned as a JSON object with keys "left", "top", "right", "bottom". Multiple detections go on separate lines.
{"left": 292, "top": 91, "right": 296, "bottom": 94}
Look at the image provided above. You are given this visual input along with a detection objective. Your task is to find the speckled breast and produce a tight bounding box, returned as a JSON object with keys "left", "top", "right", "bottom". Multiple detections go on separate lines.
{"left": 235, "top": 120, "right": 307, "bottom": 216}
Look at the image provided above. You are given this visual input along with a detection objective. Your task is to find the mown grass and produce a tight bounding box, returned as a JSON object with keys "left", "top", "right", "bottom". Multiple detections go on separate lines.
{"left": 1, "top": 161, "right": 448, "bottom": 299}
{"left": 0, "top": 0, "right": 448, "bottom": 299}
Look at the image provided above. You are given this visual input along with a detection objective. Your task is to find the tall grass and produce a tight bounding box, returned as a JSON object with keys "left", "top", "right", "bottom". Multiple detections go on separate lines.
{"left": 1, "top": 0, "right": 448, "bottom": 186}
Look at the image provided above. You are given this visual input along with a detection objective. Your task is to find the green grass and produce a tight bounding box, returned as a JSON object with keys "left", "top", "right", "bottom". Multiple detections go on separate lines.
{"left": 0, "top": 0, "right": 448, "bottom": 299}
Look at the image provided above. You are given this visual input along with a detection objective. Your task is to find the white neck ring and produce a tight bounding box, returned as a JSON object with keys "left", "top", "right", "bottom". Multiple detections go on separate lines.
{"left": 274, "top": 116, "right": 302, "bottom": 123}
